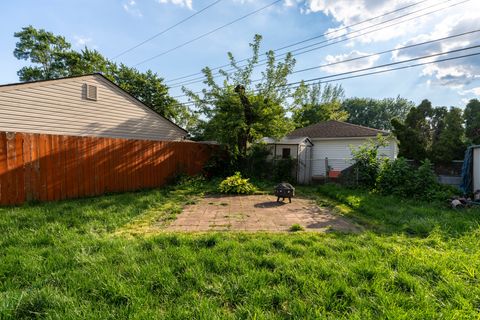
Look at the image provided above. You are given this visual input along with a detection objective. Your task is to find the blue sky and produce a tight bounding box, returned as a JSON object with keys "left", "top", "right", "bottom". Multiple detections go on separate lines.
{"left": 1, "top": 0, "right": 479, "bottom": 108}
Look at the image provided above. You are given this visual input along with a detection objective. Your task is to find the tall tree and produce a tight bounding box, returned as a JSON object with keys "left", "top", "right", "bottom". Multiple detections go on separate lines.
{"left": 464, "top": 99, "right": 480, "bottom": 144}
{"left": 392, "top": 99, "right": 433, "bottom": 160}
{"left": 343, "top": 96, "right": 414, "bottom": 130}
{"left": 14, "top": 26, "right": 74, "bottom": 81}
{"left": 13, "top": 26, "right": 195, "bottom": 130}
{"left": 183, "top": 34, "right": 295, "bottom": 158}
{"left": 430, "top": 107, "right": 466, "bottom": 163}
{"left": 291, "top": 82, "right": 347, "bottom": 128}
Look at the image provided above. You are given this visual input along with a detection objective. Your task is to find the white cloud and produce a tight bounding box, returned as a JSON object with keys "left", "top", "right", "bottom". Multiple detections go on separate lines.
{"left": 123, "top": 0, "right": 142, "bottom": 17}
{"left": 391, "top": 10, "right": 480, "bottom": 88}
{"left": 321, "top": 50, "right": 379, "bottom": 73}
{"left": 459, "top": 87, "right": 480, "bottom": 96}
{"left": 300, "top": 0, "right": 480, "bottom": 45}
{"left": 157, "top": 0, "right": 193, "bottom": 10}
{"left": 73, "top": 35, "right": 92, "bottom": 48}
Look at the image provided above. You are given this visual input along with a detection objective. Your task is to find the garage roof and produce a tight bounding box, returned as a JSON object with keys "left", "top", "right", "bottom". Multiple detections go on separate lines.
{"left": 288, "top": 120, "right": 389, "bottom": 138}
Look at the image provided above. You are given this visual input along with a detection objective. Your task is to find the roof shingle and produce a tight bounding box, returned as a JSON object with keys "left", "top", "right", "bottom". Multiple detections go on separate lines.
{"left": 288, "top": 120, "right": 388, "bottom": 138}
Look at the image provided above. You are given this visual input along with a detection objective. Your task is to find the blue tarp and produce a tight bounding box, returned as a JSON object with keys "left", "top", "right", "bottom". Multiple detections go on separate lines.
{"left": 460, "top": 147, "right": 473, "bottom": 194}
{"left": 460, "top": 145, "right": 480, "bottom": 194}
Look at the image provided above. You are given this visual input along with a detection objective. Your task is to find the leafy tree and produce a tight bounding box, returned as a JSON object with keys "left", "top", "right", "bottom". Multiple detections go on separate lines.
{"left": 13, "top": 26, "right": 195, "bottom": 130}
{"left": 464, "top": 99, "right": 480, "bottom": 144}
{"left": 14, "top": 26, "right": 74, "bottom": 81}
{"left": 291, "top": 82, "right": 347, "bottom": 128}
{"left": 430, "top": 107, "right": 466, "bottom": 163}
{"left": 183, "top": 34, "right": 295, "bottom": 159}
{"left": 343, "top": 96, "right": 414, "bottom": 130}
{"left": 392, "top": 99, "right": 433, "bottom": 160}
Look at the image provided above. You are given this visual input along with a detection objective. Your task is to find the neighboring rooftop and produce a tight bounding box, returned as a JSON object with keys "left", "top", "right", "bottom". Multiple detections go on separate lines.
{"left": 288, "top": 120, "right": 389, "bottom": 139}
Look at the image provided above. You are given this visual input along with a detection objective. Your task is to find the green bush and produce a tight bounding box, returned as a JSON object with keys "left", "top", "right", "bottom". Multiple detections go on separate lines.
{"left": 350, "top": 135, "right": 388, "bottom": 188}
{"left": 273, "top": 157, "right": 297, "bottom": 183}
{"left": 412, "top": 160, "right": 439, "bottom": 198}
{"left": 218, "top": 172, "right": 257, "bottom": 194}
{"left": 375, "top": 158, "right": 457, "bottom": 201}
{"left": 375, "top": 158, "right": 415, "bottom": 197}
{"left": 289, "top": 224, "right": 304, "bottom": 232}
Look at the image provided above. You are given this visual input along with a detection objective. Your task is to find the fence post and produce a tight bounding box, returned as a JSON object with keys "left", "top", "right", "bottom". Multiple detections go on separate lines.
{"left": 325, "top": 157, "right": 329, "bottom": 183}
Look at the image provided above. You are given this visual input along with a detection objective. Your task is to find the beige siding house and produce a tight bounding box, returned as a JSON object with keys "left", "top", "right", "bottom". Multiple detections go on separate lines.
{"left": 0, "top": 73, "right": 187, "bottom": 141}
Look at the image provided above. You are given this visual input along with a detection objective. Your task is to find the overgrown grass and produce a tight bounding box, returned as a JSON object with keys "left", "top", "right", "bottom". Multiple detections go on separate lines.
{"left": 1, "top": 180, "right": 479, "bottom": 318}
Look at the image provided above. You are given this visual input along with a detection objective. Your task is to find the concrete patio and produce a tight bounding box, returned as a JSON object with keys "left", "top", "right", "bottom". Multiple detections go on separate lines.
{"left": 167, "top": 194, "right": 359, "bottom": 232}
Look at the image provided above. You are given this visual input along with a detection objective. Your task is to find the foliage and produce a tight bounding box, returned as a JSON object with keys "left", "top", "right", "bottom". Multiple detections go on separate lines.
{"left": 183, "top": 34, "right": 295, "bottom": 159}
{"left": 464, "top": 98, "right": 480, "bottom": 144}
{"left": 1, "top": 181, "right": 480, "bottom": 318}
{"left": 349, "top": 134, "right": 389, "bottom": 188}
{"left": 374, "top": 158, "right": 456, "bottom": 201}
{"left": 14, "top": 25, "right": 73, "bottom": 81}
{"left": 430, "top": 107, "right": 466, "bottom": 163}
{"left": 392, "top": 99, "right": 433, "bottom": 161}
{"left": 13, "top": 26, "right": 195, "bottom": 130}
{"left": 343, "top": 96, "right": 414, "bottom": 130}
{"left": 291, "top": 82, "right": 347, "bottom": 128}
{"left": 375, "top": 158, "right": 415, "bottom": 197}
{"left": 289, "top": 223, "right": 304, "bottom": 232}
{"left": 243, "top": 143, "right": 274, "bottom": 179}
{"left": 218, "top": 172, "right": 257, "bottom": 194}
{"left": 392, "top": 100, "right": 467, "bottom": 163}
{"left": 272, "top": 157, "right": 297, "bottom": 183}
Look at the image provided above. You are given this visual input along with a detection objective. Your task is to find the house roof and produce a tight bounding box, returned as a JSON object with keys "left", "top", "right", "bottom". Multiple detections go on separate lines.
{"left": 0, "top": 73, "right": 188, "bottom": 135}
{"left": 288, "top": 120, "right": 389, "bottom": 139}
{"left": 261, "top": 136, "right": 313, "bottom": 146}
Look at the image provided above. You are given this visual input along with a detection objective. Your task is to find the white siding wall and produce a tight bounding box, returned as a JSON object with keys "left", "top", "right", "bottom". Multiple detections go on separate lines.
{"left": 0, "top": 75, "right": 186, "bottom": 141}
{"left": 474, "top": 147, "right": 480, "bottom": 192}
{"left": 311, "top": 137, "right": 397, "bottom": 177}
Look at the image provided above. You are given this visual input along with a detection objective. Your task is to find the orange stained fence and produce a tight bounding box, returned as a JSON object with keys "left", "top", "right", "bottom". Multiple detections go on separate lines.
{"left": 0, "top": 131, "right": 216, "bottom": 205}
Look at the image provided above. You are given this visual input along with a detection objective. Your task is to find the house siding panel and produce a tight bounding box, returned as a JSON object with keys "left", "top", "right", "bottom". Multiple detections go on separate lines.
{"left": 0, "top": 75, "right": 185, "bottom": 141}
{"left": 311, "top": 137, "right": 397, "bottom": 176}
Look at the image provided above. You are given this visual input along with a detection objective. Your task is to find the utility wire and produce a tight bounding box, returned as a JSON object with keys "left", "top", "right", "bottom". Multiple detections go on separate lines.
{"left": 113, "top": 0, "right": 224, "bottom": 59}
{"left": 134, "top": 0, "right": 283, "bottom": 66}
{"left": 168, "top": 0, "right": 468, "bottom": 87}
{"left": 174, "top": 45, "right": 480, "bottom": 102}
{"left": 170, "top": 28, "right": 480, "bottom": 89}
{"left": 165, "top": 0, "right": 457, "bottom": 84}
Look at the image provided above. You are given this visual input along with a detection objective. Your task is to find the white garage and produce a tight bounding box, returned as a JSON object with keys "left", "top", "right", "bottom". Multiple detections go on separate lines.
{"left": 289, "top": 120, "right": 398, "bottom": 179}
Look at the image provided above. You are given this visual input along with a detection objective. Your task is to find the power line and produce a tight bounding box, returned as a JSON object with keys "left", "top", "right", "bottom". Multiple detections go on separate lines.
{"left": 133, "top": 0, "right": 283, "bottom": 66}
{"left": 284, "top": 45, "right": 480, "bottom": 87}
{"left": 113, "top": 0, "right": 224, "bottom": 60}
{"left": 175, "top": 46, "right": 480, "bottom": 103}
{"left": 168, "top": 0, "right": 468, "bottom": 88}
{"left": 170, "top": 28, "right": 480, "bottom": 89}
{"left": 165, "top": 0, "right": 459, "bottom": 84}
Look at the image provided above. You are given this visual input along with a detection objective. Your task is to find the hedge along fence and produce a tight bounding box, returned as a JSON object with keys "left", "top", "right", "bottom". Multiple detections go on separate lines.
{"left": 0, "top": 131, "right": 216, "bottom": 206}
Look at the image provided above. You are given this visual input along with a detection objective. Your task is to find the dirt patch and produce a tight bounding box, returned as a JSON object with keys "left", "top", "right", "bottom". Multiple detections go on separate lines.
{"left": 167, "top": 194, "right": 360, "bottom": 233}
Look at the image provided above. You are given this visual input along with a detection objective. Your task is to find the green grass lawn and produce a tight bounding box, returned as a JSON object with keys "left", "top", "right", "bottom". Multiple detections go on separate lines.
{"left": 1, "top": 180, "right": 479, "bottom": 319}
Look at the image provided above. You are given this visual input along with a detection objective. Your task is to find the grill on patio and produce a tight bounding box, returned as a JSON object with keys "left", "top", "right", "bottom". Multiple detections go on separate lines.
{"left": 274, "top": 183, "right": 295, "bottom": 203}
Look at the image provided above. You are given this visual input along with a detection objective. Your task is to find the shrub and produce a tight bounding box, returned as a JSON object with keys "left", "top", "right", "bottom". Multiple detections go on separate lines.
{"left": 412, "top": 159, "right": 439, "bottom": 198}
{"left": 289, "top": 224, "right": 304, "bottom": 232}
{"left": 218, "top": 172, "right": 257, "bottom": 194}
{"left": 350, "top": 135, "right": 389, "bottom": 188}
{"left": 375, "top": 158, "right": 456, "bottom": 201}
{"left": 273, "top": 157, "right": 297, "bottom": 183}
{"left": 375, "top": 158, "right": 415, "bottom": 197}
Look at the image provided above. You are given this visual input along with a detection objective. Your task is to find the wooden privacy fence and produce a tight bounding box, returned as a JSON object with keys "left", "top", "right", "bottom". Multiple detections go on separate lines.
{"left": 0, "top": 131, "right": 216, "bottom": 205}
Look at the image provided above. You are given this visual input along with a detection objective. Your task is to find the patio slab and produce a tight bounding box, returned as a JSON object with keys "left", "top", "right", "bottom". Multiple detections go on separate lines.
{"left": 166, "top": 194, "right": 359, "bottom": 233}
